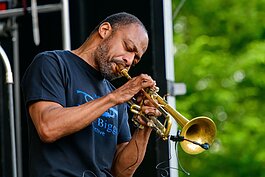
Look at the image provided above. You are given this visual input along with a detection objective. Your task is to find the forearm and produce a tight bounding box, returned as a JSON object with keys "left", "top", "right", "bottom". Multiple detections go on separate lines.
{"left": 112, "top": 127, "right": 152, "bottom": 177}
{"left": 29, "top": 93, "right": 117, "bottom": 142}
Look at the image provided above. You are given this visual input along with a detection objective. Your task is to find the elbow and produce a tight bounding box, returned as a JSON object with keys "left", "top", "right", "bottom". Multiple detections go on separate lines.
{"left": 39, "top": 133, "right": 57, "bottom": 143}
{"left": 37, "top": 124, "right": 58, "bottom": 143}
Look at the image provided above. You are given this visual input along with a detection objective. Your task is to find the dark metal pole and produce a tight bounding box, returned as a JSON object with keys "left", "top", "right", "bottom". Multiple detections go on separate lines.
{"left": 0, "top": 45, "right": 17, "bottom": 177}
{"left": 61, "top": 0, "right": 71, "bottom": 50}
{"left": 12, "top": 17, "right": 23, "bottom": 177}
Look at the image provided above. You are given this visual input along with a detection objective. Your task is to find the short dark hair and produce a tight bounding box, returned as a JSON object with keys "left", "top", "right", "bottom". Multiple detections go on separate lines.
{"left": 91, "top": 12, "right": 147, "bottom": 35}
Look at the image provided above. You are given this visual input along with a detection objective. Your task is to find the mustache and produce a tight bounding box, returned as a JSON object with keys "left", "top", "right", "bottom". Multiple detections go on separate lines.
{"left": 112, "top": 58, "right": 127, "bottom": 70}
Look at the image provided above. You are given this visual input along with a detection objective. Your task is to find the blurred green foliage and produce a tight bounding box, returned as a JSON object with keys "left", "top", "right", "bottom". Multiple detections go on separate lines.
{"left": 171, "top": 0, "right": 265, "bottom": 176}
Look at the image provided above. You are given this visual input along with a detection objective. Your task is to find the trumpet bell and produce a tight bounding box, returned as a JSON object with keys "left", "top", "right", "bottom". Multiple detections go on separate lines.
{"left": 180, "top": 116, "right": 217, "bottom": 155}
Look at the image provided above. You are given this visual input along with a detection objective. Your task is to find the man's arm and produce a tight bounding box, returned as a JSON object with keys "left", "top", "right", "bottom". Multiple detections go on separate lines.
{"left": 28, "top": 74, "right": 156, "bottom": 143}
{"left": 111, "top": 127, "right": 152, "bottom": 177}
{"left": 28, "top": 93, "right": 117, "bottom": 143}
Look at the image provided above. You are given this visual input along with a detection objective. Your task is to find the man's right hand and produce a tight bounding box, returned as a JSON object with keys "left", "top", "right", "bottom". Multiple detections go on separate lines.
{"left": 110, "top": 74, "right": 156, "bottom": 105}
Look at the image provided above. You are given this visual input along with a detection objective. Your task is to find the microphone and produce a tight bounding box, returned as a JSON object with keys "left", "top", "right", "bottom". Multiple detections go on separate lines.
{"left": 170, "top": 130, "right": 210, "bottom": 150}
{"left": 184, "top": 139, "right": 210, "bottom": 150}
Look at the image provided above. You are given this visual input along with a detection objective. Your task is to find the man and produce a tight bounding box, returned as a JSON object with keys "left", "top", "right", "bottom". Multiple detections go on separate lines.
{"left": 21, "top": 12, "right": 160, "bottom": 177}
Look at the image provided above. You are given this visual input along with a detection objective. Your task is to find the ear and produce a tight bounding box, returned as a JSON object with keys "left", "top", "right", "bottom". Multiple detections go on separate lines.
{"left": 98, "top": 22, "right": 112, "bottom": 38}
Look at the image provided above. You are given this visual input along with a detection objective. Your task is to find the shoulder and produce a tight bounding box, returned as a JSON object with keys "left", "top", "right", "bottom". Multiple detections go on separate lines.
{"left": 30, "top": 50, "right": 75, "bottom": 70}
{"left": 23, "top": 50, "right": 72, "bottom": 82}
{"left": 33, "top": 50, "right": 68, "bottom": 62}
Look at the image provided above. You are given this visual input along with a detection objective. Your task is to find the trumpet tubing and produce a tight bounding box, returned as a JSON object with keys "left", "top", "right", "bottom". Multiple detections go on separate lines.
{"left": 119, "top": 68, "right": 217, "bottom": 155}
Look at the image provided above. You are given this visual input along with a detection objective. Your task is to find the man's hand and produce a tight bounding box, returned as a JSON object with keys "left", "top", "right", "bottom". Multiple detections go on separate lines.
{"left": 110, "top": 74, "right": 156, "bottom": 105}
{"left": 131, "top": 85, "right": 162, "bottom": 127}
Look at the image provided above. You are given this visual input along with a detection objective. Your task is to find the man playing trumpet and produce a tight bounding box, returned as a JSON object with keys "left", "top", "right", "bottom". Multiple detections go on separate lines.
{"left": 21, "top": 12, "right": 160, "bottom": 177}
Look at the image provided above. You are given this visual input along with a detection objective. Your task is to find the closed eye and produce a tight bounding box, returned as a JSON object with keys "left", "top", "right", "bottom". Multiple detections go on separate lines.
{"left": 125, "top": 42, "right": 136, "bottom": 52}
{"left": 124, "top": 40, "right": 142, "bottom": 66}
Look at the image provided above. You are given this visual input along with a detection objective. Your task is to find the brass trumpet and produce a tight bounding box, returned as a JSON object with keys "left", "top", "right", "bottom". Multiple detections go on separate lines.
{"left": 119, "top": 68, "right": 217, "bottom": 155}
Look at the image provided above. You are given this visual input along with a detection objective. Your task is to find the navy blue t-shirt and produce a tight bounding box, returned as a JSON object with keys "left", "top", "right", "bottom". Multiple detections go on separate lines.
{"left": 21, "top": 50, "right": 131, "bottom": 177}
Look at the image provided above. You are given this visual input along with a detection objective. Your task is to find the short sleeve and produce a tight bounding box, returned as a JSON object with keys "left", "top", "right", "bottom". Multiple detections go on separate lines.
{"left": 21, "top": 52, "right": 66, "bottom": 107}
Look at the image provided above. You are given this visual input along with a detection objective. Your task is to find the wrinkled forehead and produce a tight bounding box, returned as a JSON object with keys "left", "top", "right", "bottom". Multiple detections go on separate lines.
{"left": 117, "top": 24, "right": 149, "bottom": 53}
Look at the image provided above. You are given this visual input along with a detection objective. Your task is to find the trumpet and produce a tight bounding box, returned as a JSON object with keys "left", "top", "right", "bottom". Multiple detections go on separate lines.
{"left": 119, "top": 68, "right": 217, "bottom": 155}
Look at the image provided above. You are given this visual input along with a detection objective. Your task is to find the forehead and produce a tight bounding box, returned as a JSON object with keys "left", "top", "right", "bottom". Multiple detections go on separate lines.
{"left": 115, "top": 24, "right": 149, "bottom": 53}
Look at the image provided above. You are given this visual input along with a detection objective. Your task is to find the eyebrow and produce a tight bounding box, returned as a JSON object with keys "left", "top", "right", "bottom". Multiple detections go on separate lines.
{"left": 125, "top": 39, "right": 141, "bottom": 59}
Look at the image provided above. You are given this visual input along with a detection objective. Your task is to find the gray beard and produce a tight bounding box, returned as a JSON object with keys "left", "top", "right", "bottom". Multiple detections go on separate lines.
{"left": 94, "top": 41, "right": 121, "bottom": 81}
{"left": 100, "top": 63, "right": 121, "bottom": 81}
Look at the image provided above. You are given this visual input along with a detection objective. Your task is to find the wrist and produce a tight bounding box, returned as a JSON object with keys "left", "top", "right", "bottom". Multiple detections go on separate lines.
{"left": 108, "top": 92, "right": 120, "bottom": 105}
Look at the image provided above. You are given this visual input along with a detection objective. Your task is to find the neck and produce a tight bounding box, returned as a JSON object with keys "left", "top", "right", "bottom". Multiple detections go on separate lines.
{"left": 71, "top": 35, "right": 100, "bottom": 70}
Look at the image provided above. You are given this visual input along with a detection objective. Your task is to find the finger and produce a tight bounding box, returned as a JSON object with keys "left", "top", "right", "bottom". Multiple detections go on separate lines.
{"left": 135, "top": 93, "right": 144, "bottom": 103}
{"left": 143, "top": 99, "right": 153, "bottom": 106}
{"left": 136, "top": 115, "right": 148, "bottom": 125}
{"left": 143, "top": 107, "right": 162, "bottom": 117}
{"left": 141, "top": 79, "right": 155, "bottom": 88}
{"left": 137, "top": 74, "right": 156, "bottom": 88}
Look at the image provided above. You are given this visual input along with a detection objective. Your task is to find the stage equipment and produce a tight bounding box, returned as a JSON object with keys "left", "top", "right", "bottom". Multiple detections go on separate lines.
{"left": 0, "top": 1, "right": 71, "bottom": 176}
{"left": 118, "top": 67, "right": 217, "bottom": 155}
{"left": 0, "top": 45, "right": 17, "bottom": 177}
{"left": 31, "top": 0, "right": 40, "bottom": 46}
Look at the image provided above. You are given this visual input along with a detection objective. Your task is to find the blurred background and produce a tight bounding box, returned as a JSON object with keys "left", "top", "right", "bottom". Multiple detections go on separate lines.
{"left": 1, "top": 0, "right": 265, "bottom": 177}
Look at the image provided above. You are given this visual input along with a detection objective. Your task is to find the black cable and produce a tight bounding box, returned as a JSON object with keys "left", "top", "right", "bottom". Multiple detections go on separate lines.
{"left": 120, "top": 129, "right": 140, "bottom": 173}
{"left": 155, "top": 139, "right": 190, "bottom": 176}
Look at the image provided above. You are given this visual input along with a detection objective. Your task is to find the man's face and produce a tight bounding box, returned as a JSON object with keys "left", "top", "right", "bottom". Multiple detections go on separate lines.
{"left": 94, "top": 24, "right": 149, "bottom": 80}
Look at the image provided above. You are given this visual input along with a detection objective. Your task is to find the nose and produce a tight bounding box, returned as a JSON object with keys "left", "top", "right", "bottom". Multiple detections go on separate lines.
{"left": 123, "top": 52, "right": 135, "bottom": 67}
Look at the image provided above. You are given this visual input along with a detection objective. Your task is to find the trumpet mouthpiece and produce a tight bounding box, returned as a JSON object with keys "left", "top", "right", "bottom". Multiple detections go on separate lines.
{"left": 114, "top": 63, "right": 131, "bottom": 79}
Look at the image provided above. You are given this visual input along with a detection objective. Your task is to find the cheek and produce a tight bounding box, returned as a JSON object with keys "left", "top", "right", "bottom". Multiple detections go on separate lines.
{"left": 109, "top": 42, "right": 126, "bottom": 56}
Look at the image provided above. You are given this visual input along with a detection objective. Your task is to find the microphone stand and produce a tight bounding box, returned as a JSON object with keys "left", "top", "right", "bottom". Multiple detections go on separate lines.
{"left": 170, "top": 130, "right": 210, "bottom": 150}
